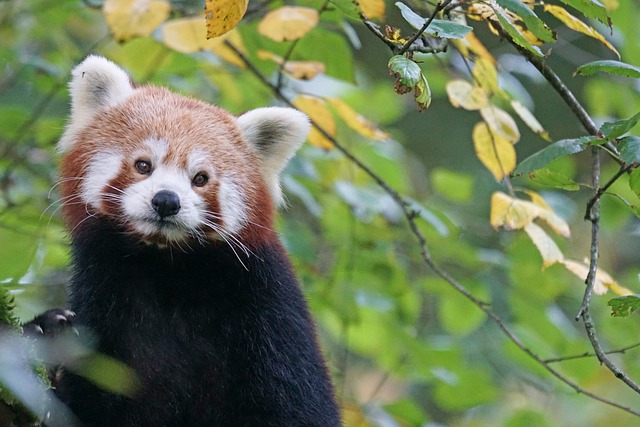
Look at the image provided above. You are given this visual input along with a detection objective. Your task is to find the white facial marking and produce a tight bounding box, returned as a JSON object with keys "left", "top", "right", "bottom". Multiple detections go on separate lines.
{"left": 81, "top": 151, "right": 123, "bottom": 209}
{"left": 218, "top": 175, "right": 248, "bottom": 235}
{"left": 143, "top": 137, "right": 168, "bottom": 164}
{"left": 122, "top": 163, "right": 206, "bottom": 242}
{"left": 187, "top": 149, "right": 214, "bottom": 178}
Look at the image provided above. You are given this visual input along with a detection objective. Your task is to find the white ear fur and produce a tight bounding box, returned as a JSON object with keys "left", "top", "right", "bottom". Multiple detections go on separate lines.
{"left": 58, "top": 55, "right": 134, "bottom": 152}
{"left": 237, "top": 107, "right": 310, "bottom": 206}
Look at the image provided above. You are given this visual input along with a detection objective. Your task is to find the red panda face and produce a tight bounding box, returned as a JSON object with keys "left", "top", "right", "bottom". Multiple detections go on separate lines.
{"left": 58, "top": 56, "right": 310, "bottom": 248}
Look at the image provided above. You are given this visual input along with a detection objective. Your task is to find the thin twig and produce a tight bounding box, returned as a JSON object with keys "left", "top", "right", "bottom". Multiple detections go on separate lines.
{"left": 584, "top": 163, "right": 634, "bottom": 221}
{"left": 224, "top": 39, "right": 640, "bottom": 417}
{"left": 544, "top": 342, "right": 640, "bottom": 364}
{"left": 398, "top": 0, "right": 452, "bottom": 55}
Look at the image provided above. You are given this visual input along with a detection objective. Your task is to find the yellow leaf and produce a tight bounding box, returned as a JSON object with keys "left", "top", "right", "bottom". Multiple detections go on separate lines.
{"left": 257, "top": 51, "right": 325, "bottom": 80}
{"left": 284, "top": 61, "right": 325, "bottom": 80}
{"left": 492, "top": 191, "right": 572, "bottom": 239}
{"left": 490, "top": 192, "right": 544, "bottom": 230}
{"left": 510, "top": 100, "right": 550, "bottom": 141}
{"left": 525, "top": 190, "right": 571, "bottom": 237}
{"left": 467, "top": 3, "right": 495, "bottom": 21}
{"left": 293, "top": 96, "right": 335, "bottom": 149}
{"left": 446, "top": 80, "right": 488, "bottom": 110}
{"left": 163, "top": 18, "right": 206, "bottom": 53}
{"left": 163, "top": 19, "right": 246, "bottom": 67}
{"left": 544, "top": 5, "right": 619, "bottom": 58}
{"left": 473, "top": 122, "right": 516, "bottom": 181}
{"left": 524, "top": 222, "right": 564, "bottom": 269}
{"left": 205, "top": 0, "right": 248, "bottom": 38}
{"left": 385, "top": 26, "right": 408, "bottom": 45}
{"left": 103, "top": 0, "right": 170, "bottom": 42}
{"left": 480, "top": 105, "right": 520, "bottom": 143}
{"left": 472, "top": 58, "right": 499, "bottom": 96}
{"left": 327, "top": 99, "right": 389, "bottom": 141}
{"left": 562, "top": 259, "right": 633, "bottom": 296}
{"left": 258, "top": 6, "right": 319, "bottom": 42}
{"left": 360, "top": 0, "right": 385, "bottom": 20}
{"left": 452, "top": 32, "right": 496, "bottom": 64}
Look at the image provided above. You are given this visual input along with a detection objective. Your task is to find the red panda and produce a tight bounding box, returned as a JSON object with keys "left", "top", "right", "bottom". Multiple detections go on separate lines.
{"left": 45, "top": 55, "right": 341, "bottom": 426}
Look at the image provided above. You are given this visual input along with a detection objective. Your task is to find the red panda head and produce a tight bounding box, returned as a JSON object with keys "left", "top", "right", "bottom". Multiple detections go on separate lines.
{"left": 58, "top": 55, "right": 310, "bottom": 248}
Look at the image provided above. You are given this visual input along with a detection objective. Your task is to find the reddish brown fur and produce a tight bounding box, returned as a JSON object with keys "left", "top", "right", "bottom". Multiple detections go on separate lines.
{"left": 60, "top": 86, "right": 277, "bottom": 249}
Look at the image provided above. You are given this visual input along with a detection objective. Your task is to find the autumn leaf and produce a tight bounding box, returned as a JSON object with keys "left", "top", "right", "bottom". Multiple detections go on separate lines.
{"left": 510, "top": 100, "right": 550, "bottom": 141}
{"left": 562, "top": 259, "right": 633, "bottom": 296}
{"left": 452, "top": 32, "right": 496, "bottom": 64}
{"left": 293, "top": 95, "right": 335, "bottom": 149}
{"left": 525, "top": 190, "right": 571, "bottom": 237}
{"left": 473, "top": 122, "right": 516, "bottom": 181}
{"left": 103, "top": 0, "right": 170, "bottom": 42}
{"left": 163, "top": 19, "right": 246, "bottom": 67}
{"left": 544, "top": 5, "right": 619, "bottom": 58}
{"left": 327, "top": 99, "right": 389, "bottom": 140}
{"left": 205, "top": 0, "right": 248, "bottom": 38}
{"left": 388, "top": 55, "right": 431, "bottom": 110}
{"left": 360, "top": 0, "right": 385, "bottom": 20}
{"left": 490, "top": 191, "right": 570, "bottom": 238}
{"left": 480, "top": 105, "right": 520, "bottom": 143}
{"left": 472, "top": 58, "right": 499, "bottom": 96}
{"left": 490, "top": 1, "right": 543, "bottom": 57}
{"left": 490, "top": 192, "right": 543, "bottom": 230}
{"left": 257, "top": 51, "right": 325, "bottom": 80}
{"left": 524, "top": 222, "right": 564, "bottom": 269}
{"left": 446, "top": 80, "right": 488, "bottom": 110}
{"left": 258, "top": 6, "right": 319, "bottom": 42}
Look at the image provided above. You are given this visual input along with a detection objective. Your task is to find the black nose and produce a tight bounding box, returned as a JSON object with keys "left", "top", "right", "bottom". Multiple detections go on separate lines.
{"left": 152, "top": 190, "right": 181, "bottom": 218}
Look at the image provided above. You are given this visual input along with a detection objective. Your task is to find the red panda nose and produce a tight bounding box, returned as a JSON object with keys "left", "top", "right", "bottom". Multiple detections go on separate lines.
{"left": 152, "top": 190, "right": 181, "bottom": 218}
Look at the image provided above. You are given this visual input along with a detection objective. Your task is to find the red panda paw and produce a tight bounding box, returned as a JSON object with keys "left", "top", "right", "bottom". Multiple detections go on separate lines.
{"left": 23, "top": 308, "right": 76, "bottom": 338}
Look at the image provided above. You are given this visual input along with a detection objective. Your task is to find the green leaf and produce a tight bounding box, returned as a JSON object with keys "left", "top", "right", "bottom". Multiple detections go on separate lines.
{"left": 576, "top": 60, "right": 640, "bottom": 78}
{"left": 608, "top": 294, "right": 640, "bottom": 317}
{"left": 619, "top": 136, "right": 640, "bottom": 164}
{"left": 598, "top": 113, "right": 640, "bottom": 141}
{"left": 431, "top": 168, "right": 474, "bottom": 202}
{"left": 395, "top": 2, "right": 472, "bottom": 39}
{"left": 629, "top": 168, "right": 640, "bottom": 199}
{"left": 491, "top": 3, "right": 543, "bottom": 57}
{"left": 388, "top": 55, "right": 421, "bottom": 89}
{"left": 497, "top": 0, "right": 556, "bottom": 42}
{"left": 527, "top": 168, "right": 580, "bottom": 190}
{"left": 558, "top": 0, "right": 610, "bottom": 26}
{"left": 599, "top": 112, "right": 640, "bottom": 141}
{"left": 383, "top": 399, "right": 429, "bottom": 425}
{"left": 513, "top": 136, "right": 595, "bottom": 175}
{"left": 293, "top": 29, "right": 355, "bottom": 83}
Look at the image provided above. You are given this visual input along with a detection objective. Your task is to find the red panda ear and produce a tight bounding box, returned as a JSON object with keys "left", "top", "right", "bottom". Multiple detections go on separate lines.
{"left": 237, "top": 107, "right": 310, "bottom": 206}
{"left": 58, "top": 55, "right": 134, "bottom": 153}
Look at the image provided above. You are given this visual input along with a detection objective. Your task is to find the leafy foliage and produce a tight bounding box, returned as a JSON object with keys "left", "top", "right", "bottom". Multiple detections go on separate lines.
{"left": 3, "top": 0, "right": 640, "bottom": 425}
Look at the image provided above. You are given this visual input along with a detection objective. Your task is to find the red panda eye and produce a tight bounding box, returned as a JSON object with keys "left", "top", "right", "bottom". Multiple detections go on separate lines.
{"left": 192, "top": 172, "right": 208, "bottom": 187}
{"left": 135, "top": 160, "right": 152, "bottom": 175}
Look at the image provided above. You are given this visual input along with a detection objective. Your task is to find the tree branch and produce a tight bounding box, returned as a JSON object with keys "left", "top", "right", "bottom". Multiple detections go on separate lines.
{"left": 224, "top": 39, "right": 640, "bottom": 417}
{"left": 490, "top": 14, "right": 640, "bottom": 400}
